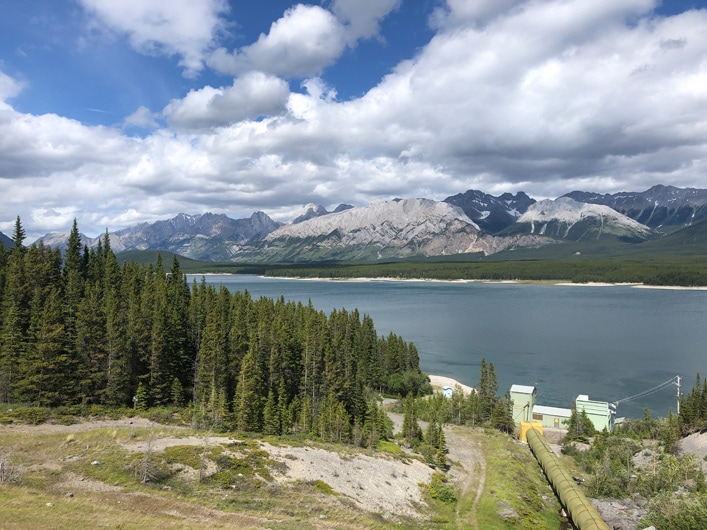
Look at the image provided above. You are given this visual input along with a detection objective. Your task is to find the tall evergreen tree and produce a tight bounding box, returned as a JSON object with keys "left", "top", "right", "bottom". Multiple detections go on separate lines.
{"left": 234, "top": 342, "right": 263, "bottom": 432}
{"left": 11, "top": 216, "right": 26, "bottom": 251}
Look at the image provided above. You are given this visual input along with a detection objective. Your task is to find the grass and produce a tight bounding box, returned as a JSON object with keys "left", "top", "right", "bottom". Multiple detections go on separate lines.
{"left": 0, "top": 420, "right": 420, "bottom": 529}
{"left": 1, "top": 412, "right": 575, "bottom": 529}
{"left": 475, "top": 429, "right": 563, "bottom": 530}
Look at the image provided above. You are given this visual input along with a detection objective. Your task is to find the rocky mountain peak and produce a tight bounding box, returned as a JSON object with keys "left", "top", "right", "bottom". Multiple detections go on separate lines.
{"left": 444, "top": 189, "right": 536, "bottom": 234}
{"left": 291, "top": 204, "right": 329, "bottom": 224}
{"left": 513, "top": 197, "right": 654, "bottom": 242}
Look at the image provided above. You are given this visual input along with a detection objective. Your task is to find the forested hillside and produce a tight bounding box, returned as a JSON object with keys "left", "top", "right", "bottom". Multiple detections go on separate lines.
{"left": 0, "top": 218, "right": 427, "bottom": 440}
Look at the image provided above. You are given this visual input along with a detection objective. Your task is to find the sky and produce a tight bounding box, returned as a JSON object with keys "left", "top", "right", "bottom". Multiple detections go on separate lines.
{"left": 1, "top": 0, "right": 706, "bottom": 239}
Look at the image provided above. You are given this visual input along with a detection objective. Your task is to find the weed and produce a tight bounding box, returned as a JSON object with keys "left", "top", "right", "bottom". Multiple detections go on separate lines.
{"left": 310, "top": 479, "right": 338, "bottom": 496}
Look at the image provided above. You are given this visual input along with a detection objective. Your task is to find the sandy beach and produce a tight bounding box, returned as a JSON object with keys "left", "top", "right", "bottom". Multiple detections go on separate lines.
{"left": 428, "top": 374, "right": 475, "bottom": 394}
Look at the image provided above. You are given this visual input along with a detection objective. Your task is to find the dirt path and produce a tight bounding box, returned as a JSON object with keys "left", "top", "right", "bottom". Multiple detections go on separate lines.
{"left": 387, "top": 411, "right": 486, "bottom": 528}
{"left": 444, "top": 425, "right": 485, "bottom": 529}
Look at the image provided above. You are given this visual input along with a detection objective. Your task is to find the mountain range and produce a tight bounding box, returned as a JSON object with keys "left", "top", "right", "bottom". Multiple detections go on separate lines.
{"left": 562, "top": 185, "right": 707, "bottom": 232}
{"left": 21, "top": 185, "right": 707, "bottom": 262}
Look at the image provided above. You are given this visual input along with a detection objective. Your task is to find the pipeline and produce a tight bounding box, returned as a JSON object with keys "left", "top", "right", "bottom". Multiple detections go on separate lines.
{"left": 526, "top": 427, "right": 610, "bottom": 530}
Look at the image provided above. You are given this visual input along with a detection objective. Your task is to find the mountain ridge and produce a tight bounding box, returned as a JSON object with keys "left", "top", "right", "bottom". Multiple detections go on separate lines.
{"left": 505, "top": 197, "right": 655, "bottom": 243}
{"left": 563, "top": 185, "right": 707, "bottom": 231}
{"left": 29, "top": 185, "right": 707, "bottom": 262}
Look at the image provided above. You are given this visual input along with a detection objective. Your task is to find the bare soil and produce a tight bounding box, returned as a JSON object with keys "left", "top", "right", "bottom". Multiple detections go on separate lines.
{"left": 0, "top": 414, "right": 485, "bottom": 526}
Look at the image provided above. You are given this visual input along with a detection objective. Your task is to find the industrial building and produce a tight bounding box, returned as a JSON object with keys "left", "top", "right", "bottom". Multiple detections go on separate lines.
{"left": 510, "top": 384, "right": 614, "bottom": 432}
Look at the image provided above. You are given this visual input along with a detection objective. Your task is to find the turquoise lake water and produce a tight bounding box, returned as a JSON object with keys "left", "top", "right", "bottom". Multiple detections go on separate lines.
{"left": 193, "top": 274, "right": 707, "bottom": 419}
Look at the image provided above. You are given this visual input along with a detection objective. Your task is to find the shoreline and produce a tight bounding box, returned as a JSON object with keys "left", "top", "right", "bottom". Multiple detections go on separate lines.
{"left": 188, "top": 273, "right": 707, "bottom": 291}
{"left": 428, "top": 374, "right": 474, "bottom": 395}
{"left": 268, "top": 275, "right": 707, "bottom": 291}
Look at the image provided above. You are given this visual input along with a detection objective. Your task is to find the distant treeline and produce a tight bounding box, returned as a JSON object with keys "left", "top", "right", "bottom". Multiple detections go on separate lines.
{"left": 262, "top": 258, "right": 707, "bottom": 286}
{"left": 0, "top": 218, "right": 428, "bottom": 441}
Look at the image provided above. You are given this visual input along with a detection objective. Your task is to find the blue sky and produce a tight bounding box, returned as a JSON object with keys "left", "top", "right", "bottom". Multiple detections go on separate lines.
{"left": 1, "top": 0, "right": 706, "bottom": 238}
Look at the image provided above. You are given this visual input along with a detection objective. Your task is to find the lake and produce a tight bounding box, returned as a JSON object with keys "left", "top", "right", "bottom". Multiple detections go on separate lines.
{"left": 191, "top": 274, "right": 707, "bottom": 419}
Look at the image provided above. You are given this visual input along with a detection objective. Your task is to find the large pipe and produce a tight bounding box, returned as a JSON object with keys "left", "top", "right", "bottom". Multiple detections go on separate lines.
{"left": 526, "top": 427, "right": 609, "bottom": 530}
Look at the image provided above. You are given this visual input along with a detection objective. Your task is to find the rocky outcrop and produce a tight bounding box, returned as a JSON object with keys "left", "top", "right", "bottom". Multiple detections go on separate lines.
{"left": 563, "top": 185, "right": 707, "bottom": 231}
{"left": 506, "top": 197, "right": 655, "bottom": 242}
{"left": 444, "top": 190, "right": 536, "bottom": 234}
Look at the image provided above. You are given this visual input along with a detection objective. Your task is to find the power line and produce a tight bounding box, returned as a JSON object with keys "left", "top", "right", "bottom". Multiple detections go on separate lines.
{"left": 612, "top": 376, "right": 680, "bottom": 408}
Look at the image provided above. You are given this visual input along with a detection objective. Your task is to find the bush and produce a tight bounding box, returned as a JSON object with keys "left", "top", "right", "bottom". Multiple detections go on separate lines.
{"left": 425, "top": 472, "right": 457, "bottom": 504}
{"left": 7, "top": 406, "right": 51, "bottom": 425}
{"left": 641, "top": 492, "right": 707, "bottom": 530}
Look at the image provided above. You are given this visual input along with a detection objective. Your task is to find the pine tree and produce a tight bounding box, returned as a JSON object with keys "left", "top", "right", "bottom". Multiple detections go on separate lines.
{"left": 17, "top": 287, "right": 66, "bottom": 405}
{"left": 75, "top": 281, "right": 107, "bottom": 402}
{"left": 425, "top": 419, "right": 440, "bottom": 449}
{"left": 148, "top": 271, "right": 173, "bottom": 405}
{"left": 263, "top": 388, "right": 280, "bottom": 435}
{"left": 234, "top": 347, "right": 263, "bottom": 432}
{"left": 401, "top": 392, "right": 423, "bottom": 448}
{"left": 170, "top": 377, "right": 184, "bottom": 406}
{"left": 435, "top": 429, "right": 448, "bottom": 471}
{"left": 135, "top": 381, "right": 149, "bottom": 411}
{"left": 11, "top": 216, "right": 26, "bottom": 251}
{"left": 0, "top": 245, "right": 32, "bottom": 403}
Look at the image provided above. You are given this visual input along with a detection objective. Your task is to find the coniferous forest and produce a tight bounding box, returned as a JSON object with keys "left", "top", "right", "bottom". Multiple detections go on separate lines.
{"left": 0, "top": 217, "right": 429, "bottom": 440}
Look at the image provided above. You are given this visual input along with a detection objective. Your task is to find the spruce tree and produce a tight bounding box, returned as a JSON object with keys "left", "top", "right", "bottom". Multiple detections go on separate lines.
{"left": 11, "top": 216, "right": 26, "bottom": 251}
{"left": 401, "top": 392, "right": 423, "bottom": 448}
{"left": 263, "top": 388, "right": 280, "bottom": 435}
{"left": 234, "top": 347, "right": 263, "bottom": 432}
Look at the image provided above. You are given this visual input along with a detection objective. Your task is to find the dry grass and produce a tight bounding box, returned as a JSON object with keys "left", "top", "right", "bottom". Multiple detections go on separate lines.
{"left": 0, "top": 416, "right": 567, "bottom": 529}
{"left": 0, "top": 419, "right": 433, "bottom": 529}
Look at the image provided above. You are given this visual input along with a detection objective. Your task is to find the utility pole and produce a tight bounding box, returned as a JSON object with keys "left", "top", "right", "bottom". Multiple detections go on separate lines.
{"left": 676, "top": 375, "right": 681, "bottom": 416}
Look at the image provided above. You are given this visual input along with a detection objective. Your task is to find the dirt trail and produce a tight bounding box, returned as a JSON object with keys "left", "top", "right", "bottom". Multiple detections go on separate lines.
{"left": 387, "top": 411, "right": 486, "bottom": 527}
{"left": 444, "top": 425, "right": 485, "bottom": 529}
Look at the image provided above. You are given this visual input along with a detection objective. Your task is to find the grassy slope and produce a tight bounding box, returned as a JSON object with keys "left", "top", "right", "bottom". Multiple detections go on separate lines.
{"left": 0, "top": 415, "right": 562, "bottom": 530}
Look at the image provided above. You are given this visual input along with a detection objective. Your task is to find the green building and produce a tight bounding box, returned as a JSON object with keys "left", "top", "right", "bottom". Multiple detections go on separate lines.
{"left": 511, "top": 384, "right": 610, "bottom": 431}
{"left": 575, "top": 394, "right": 614, "bottom": 432}
{"left": 510, "top": 384, "right": 537, "bottom": 424}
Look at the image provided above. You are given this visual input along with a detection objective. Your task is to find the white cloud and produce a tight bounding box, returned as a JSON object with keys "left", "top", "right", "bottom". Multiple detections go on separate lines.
{"left": 79, "top": 0, "right": 229, "bottom": 76}
{"left": 163, "top": 72, "right": 290, "bottom": 131}
{"left": 207, "top": 2, "right": 401, "bottom": 79}
{"left": 3, "top": 0, "right": 707, "bottom": 240}
{"left": 124, "top": 105, "right": 159, "bottom": 129}
{"left": 208, "top": 5, "right": 345, "bottom": 78}
{"left": 0, "top": 71, "right": 25, "bottom": 101}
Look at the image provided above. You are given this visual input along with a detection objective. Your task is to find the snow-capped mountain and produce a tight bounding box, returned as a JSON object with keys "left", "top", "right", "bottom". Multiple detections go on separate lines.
{"left": 507, "top": 197, "right": 655, "bottom": 242}
{"left": 563, "top": 185, "right": 707, "bottom": 231}
{"left": 444, "top": 190, "right": 536, "bottom": 234}
{"left": 27, "top": 185, "right": 706, "bottom": 262}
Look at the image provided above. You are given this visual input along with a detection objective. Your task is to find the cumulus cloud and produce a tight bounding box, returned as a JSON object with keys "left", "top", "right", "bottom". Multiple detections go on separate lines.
{"left": 0, "top": 70, "right": 25, "bottom": 101}
{"left": 124, "top": 105, "right": 159, "bottom": 129}
{"left": 208, "top": 4, "right": 345, "bottom": 78}
{"left": 3, "top": 0, "right": 707, "bottom": 239}
{"left": 163, "top": 72, "right": 290, "bottom": 131}
{"left": 79, "top": 0, "right": 229, "bottom": 76}
{"left": 207, "top": 1, "right": 400, "bottom": 79}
